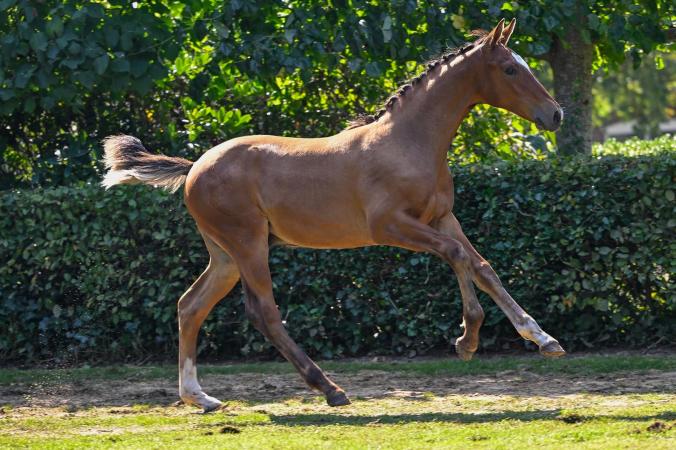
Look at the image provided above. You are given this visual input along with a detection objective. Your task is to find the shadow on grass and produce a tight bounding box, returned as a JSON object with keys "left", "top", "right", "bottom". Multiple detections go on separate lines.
{"left": 269, "top": 410, "right": 676, "bottom": 427}
{"left": 271, "top": 409, "right": 561, "bottom": 426}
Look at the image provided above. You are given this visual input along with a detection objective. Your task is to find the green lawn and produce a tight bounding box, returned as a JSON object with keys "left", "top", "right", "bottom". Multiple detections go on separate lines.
{"left": 1, "top": 353, "right": 674, "bottom": 385}
{"left": 0, "top": 354, "right": 674, "bottom": 449}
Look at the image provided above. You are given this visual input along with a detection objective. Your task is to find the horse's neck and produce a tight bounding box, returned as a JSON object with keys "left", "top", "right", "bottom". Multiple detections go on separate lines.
{"left": 378, "top": 53, "right": 480, "bottom": 164}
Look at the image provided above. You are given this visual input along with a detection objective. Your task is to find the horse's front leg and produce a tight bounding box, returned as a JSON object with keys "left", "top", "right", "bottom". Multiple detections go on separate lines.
{"left": 371, "top": 212, "right": 483, "bottom": 360}
{"left": 435, "top": 215, "right": 484, "bottom": 360}
{"left": 440, "top": 213, "right": 565, "bottom": 357}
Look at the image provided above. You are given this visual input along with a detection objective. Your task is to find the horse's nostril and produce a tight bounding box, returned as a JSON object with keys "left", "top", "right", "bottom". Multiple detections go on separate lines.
{"left": 553, "top": 110, "right": 562, "bottom": 125}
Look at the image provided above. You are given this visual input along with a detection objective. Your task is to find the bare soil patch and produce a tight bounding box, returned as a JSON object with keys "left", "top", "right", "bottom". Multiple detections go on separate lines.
{"left": 1, "top": 367, "right": 673, "bottom": 410}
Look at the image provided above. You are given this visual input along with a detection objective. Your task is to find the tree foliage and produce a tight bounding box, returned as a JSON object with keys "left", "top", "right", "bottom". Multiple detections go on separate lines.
{"left": 0, "top": 0, "right": 182, "bottom": 186}
{"left": 0, "top": 0, "right": 566, "bottom": 188}
{"left": 455, "top": 1, "right": 672, "bottom": 65}
{"left": 593, "top": 50, "right": 675, "bottom": 137}
{"left": 453, "top": 0, "right": 674, "bottom": 154}
{"left": 0, "top": 1, "right": 673, "bottom": 183}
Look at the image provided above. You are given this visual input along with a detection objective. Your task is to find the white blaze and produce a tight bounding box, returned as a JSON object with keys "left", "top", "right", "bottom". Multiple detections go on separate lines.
{"left": 511, "top": 51, "right": 531, "bottom": 72}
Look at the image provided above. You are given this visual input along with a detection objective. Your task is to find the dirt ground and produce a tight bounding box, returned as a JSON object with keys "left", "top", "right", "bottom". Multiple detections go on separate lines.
{"left": 1, "top": 367, "right": 674, "bottom": 410}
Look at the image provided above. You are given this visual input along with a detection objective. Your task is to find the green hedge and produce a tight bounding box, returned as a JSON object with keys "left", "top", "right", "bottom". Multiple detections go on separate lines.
{"left": 1, "top": 139, "right": 674, "bottom": 363}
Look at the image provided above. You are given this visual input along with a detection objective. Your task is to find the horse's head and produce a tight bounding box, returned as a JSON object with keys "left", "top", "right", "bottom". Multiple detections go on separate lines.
{"left": 474, "top": 19, "right": 562, "bottom": 131}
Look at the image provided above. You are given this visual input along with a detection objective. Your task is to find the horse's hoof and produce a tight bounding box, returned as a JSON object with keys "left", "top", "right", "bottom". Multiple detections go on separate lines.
{"left": 201, "top": 401, "right": 225, "bottom": 414}
{"left": 326, "top": 390, "right": 351, "bottom": 407}
{"left": 539, "top": 341, "right": 566, "bottom": 358}
{"left": 455, "top": 344, "right": 475, "bottom": 361}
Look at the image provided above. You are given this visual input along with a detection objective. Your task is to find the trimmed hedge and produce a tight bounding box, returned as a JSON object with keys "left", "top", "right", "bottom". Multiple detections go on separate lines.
{"left": 1, "top": 138, "right": 674, "bottom": 363}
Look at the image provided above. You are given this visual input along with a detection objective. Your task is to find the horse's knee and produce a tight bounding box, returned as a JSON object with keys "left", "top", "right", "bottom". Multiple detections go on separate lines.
{"left": 177, "top": 291, "right": 199, "bottom": 328}
{"left": 443, "top": 241, "right": 470, "bottom": 268}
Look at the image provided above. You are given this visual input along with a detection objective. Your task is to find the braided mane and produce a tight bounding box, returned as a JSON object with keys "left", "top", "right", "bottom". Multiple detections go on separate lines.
{"left": 346, "top": 32, "right": 488, "bottom": 130}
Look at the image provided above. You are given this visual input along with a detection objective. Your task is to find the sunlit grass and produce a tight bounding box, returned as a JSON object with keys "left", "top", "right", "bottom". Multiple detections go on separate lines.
{"left": 0, "top": 354, "right": 674, "bottom": 448}
{"left": 1, "top": 393, "right": 673, "bottom": 449}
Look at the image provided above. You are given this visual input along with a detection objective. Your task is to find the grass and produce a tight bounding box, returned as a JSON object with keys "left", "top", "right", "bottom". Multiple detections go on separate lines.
{"left": 0, "top": 354, "right": 674, "bottom": 449}
{"left": 1, "top": 353, "right": 674, "bottom": 386}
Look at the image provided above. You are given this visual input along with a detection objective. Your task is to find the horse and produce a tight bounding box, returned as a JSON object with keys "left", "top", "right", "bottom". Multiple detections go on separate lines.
{"left": 102, "top": 19, "right": 565, "bottom": 412}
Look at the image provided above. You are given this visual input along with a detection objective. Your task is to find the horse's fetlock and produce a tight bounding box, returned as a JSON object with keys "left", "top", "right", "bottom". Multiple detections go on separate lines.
{"left": 244, "top": 306, "right": 264, "bottom": 330}
{"left": 304, "top": 366, "right": 327, "bottom": 390}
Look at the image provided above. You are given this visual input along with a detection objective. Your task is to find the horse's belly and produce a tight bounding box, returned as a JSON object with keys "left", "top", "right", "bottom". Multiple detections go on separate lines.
{"left": 267, "top": 204, "right": 373, "bottom": 249}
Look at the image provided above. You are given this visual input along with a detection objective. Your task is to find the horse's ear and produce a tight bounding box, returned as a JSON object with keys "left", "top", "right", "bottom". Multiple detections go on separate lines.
{"left": 500, "top": 18, "right": 516, "bottom": 46}
{"left": 488, "top": 18, "right": 506, "bottom": 47}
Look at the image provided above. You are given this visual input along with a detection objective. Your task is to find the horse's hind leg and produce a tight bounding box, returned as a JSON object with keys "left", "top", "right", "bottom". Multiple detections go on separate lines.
{"left": 441, "top": 214, "right": 565, "bottom": 357}
{"left": 177, "top": 233, "right": 240, "bottom": 412}
{"left": 210, "top": 225, "right": 350, "bottom": 407}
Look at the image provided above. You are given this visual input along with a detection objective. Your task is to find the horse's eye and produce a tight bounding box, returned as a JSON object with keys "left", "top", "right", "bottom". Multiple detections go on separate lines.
{"left": 504, "top": 66, "right": 517, "bottom": 76}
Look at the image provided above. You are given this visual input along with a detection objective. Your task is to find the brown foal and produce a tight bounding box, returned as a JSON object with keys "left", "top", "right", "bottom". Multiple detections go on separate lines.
{"left": 102, "top": 19, "right": 565, "bottom": 412}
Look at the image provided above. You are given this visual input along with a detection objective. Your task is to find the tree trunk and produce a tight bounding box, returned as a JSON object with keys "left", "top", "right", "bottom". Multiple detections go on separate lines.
{"left": 549, "top": 28, "right": 594, "bottom": 155}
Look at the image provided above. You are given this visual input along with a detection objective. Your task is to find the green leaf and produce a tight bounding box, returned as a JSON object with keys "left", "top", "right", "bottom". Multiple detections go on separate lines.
{"left": 111, "top": 57, "right": 130, "bottom": 73}
{"left": 0, "top": 0, "right": 16, "bottom": 11}
{"left": 451, "top": 15, "right": 465, "bottom": 30}
{"left": 29, "top": 32, "right": 48, "bottom": 52}
{"left": 382, "top": 15, "right": 392, "bottom": 43}
{"left": 130, "top": 59, "right": 149, "bottom": 78}
{"left": 587, "top": 14, "right": 600, "bottom": 31}
{"left": 110, "top": 73, "right": 129, "bottom": 91}
{"left": 104, "top": 28, "right": 119, "bottom": 47}
{"left": 56, "top": 34, "right": 73, "bottom": 49}
{"left": 120, "top": 32, "right": 134, "bottom": 51}
{"left": 365, "top": 61, "right": 381, "bottom": 77}
{"left": 542, "top": 15, "right": 558, "bottom": 31}
{"left": 94, "top": 54, "right": 109, "bottom": 75}
{"left": 46, "top": 44, "right": 59, "bottom": 60}
{"left": 46, "top": 17, "right": 64, "bottom": 37}
{"left": 68, "top": 42, "right": 82, "bottom": 55}
{"left": 23, "top": 97, "right": 35, "bottom": 113}
{"left": 14, "top": 65, "right": 35, "bottom": 88}
{"left": 62, "top": 57, "right": 83, "bottom": 69}
{"left": 214, "top": 21, "right": 230, "bottom": 39}
{"left": 40, "top": 95, "right": 55, "bottom": 110}
{"left": 76, "top": 71, "right": 95, "bottom": 89}
{"left": 0, "top": 88, "right": 15, "bottom": 101}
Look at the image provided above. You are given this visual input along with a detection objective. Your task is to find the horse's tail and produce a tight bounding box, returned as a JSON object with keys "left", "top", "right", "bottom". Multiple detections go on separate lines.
{"left": 101, "top": 135, "right": 193, "bottom": 193}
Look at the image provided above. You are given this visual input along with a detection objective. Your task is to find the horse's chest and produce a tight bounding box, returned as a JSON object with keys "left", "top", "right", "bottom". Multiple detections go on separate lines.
{"left": 416, "top": 188, "right": 452, "bottom": 224}
{"left": 402, "top": 173, "right": 453, "bottom": 223}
